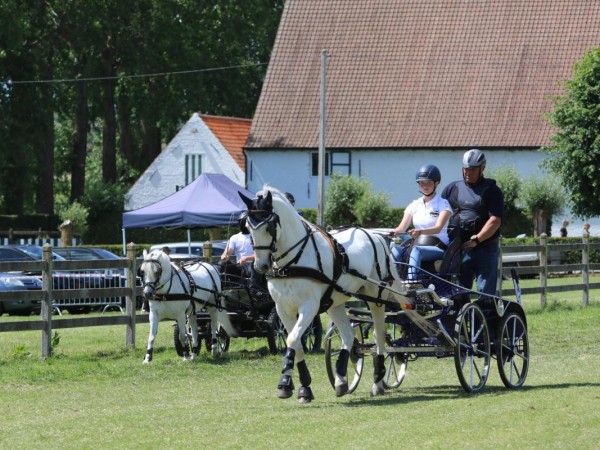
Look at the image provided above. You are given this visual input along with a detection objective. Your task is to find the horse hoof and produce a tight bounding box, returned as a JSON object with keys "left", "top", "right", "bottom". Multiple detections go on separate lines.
{"left": 297, "top": 387, "right": 314, "bottom": 403}
{"left": 278, "top": 387, "right": 294, "bottom": 399}
{"left": 371, "top": 385, "right": 385, "bottom": 397}
{"left": 335, "top": 383, "right": 349, "bottom": 397}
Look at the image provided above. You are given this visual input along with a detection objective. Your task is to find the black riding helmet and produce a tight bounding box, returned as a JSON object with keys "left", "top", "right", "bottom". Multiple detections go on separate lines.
{"left": 239, "top": 211, "right": 250, "bottom": 234}
{"left": 284, "top": 192, "right": 295, "bottom": 206}
{"left": 415, "top": 164, "right": 441, "bottom": 183}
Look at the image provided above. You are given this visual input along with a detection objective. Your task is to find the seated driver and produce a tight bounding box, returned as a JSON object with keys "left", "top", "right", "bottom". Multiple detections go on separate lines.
{"left": 221, "top": 212, "right": 255, "bottom": 275}
{"left": 389, "top": 164, "right": 453, "bottom": 280}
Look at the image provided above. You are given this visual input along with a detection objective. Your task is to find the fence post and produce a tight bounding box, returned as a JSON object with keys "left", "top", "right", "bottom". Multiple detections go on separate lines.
{"left": 539, "top": 233, "right": 548, "bottom": 308}
{"left": 126, "top": 243, "right": 138, "bottom": 347}
{"left": 41, "top": 244, "right": 54, "bottom": 357}
{"left": 582, "top": 232, "right": 590, "bottom": 306}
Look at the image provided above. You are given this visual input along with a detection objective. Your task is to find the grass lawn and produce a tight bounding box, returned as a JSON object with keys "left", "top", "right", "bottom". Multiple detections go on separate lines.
{"left": 1, "top": 277, "right": 599, "bottom": 449}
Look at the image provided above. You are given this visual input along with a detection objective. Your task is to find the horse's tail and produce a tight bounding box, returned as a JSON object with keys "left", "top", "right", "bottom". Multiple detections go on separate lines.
{"left": 216, "top": 309, "right": 238, "bottom": 338}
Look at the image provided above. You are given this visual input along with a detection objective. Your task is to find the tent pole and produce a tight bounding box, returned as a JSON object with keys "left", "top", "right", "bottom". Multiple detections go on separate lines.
{"left": 187, "top": 229, "right": 191, "bottom": 254}
{"left": 122, "top": 228, "right": 126, "bottom": 256}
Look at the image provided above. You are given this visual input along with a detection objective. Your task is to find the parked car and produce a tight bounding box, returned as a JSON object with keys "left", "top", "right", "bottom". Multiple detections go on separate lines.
{"left": 0, "top": 245, "right": 125, "bottom": 314}
{"left": 0, "top": 272, "right": 43, "bottom": 316}
{"left": 149, "top": 241, "right": 228, "bottom": 261}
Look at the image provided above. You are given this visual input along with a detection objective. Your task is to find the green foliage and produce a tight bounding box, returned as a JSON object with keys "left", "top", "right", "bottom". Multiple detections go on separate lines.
{"left": 324, "top": 173, "right": 393, "bottom": 227}
{"left": 519, "top": 174, "right": 565, "bottom": 232}
{"left": 542, "top": 47, "right": 600, "bottom": 218}
{"left": 57, "top": 202, "right": 89, "bottom": 237}
{"left": 354, "top": 190, "right": 390, "bottom": 227}
{"left": 488, "top": 166, "right": 531, "bottom": 237}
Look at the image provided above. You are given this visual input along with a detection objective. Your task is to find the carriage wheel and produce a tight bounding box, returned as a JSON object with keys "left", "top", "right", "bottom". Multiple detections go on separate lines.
{"left": 204, "top": 326, "right": 230, "bottom": 353}
{"left": 384, "top": 322, "right": 408, "bottom": 389}
{"left": 453, "top": 303, "right": 491, "bottom": 393}
{"left": 324, "top": 322, "right": 365, "bottom": 394}
{"left": 173, "top": 323, "right": 191, "bottom": 357}
{"left": 267, "top": 308, "right": 323, "bottom": 354}
{"left": 496, "top": 312, "right": 529, "bottom": 389}
{"left": 301, "top": 315, "right": 323, "bottom": 353}
{"left": 268, "top": 308, "right": 288, "bottom": 354}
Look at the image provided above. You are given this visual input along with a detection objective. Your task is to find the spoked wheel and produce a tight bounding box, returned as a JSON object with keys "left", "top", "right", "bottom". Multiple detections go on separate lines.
{"left": 268, "top": 308, "right": 287, "bottom": 354}
{"left": 383, "top": 322, "right": 408, "bottom": 389}
{"left": 301, "top": 315, "right": 323, "bottom": 353}
{"left": 268, "top": 308, "right": 324, "bottom": 354}
{"left": 325, "top": 321, "right": 366, "bottom": 394}
{"left": 173, "top": 323, "right": 192, "bottom": 357}
{"left": 204, "top": 326, "right": 230, "bottom": 354}
{"left": 454, "top": 303, "right": 491, "bottom": 393}
{"left": 496, "top": 312, "right": 529, "bottom": 389}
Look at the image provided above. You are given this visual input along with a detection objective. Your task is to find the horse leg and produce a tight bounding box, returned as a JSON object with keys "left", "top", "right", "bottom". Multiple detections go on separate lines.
{"left": 207, "top": 307, "right": 221, "bottom": 358}
{"left": 369, "top": 303, "right": 387, "bottom": 396}
{"left": 189, "top": 306, "right": 200, "bottom": 360}
{"left": 293, "top": 308, "right": 317, "bottom": 403}
{"left": 327, "top": 303, "right": 355, "bottom": 397}
{"left": 176, "top": 313, "right": 190, "bottom": 361}
{"left": 275, "top": 306, "right": 307, "bottom": 399}
{"left": 144, "top": 309, "right": 159, "bottom": 364}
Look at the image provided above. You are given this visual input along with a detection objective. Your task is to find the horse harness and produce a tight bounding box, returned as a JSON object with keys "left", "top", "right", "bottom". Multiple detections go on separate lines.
{"left": 142, "top": 258, "right": 222, "bottom": 311}
{"left": 247, "top": 204, "right": 397, "bottom": 313}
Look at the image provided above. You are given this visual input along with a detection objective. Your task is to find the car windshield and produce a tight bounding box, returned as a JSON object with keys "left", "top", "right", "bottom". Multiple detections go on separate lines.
{"left": 15, "top": 245, "right": 66, "bottom": 261}
{"left": 90, "top": 249, "right": 122, "bottom": 259}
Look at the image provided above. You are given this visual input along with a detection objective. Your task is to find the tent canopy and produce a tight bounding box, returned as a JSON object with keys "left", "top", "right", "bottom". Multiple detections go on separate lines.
{"left": 122, "top": 173, "right": 255, "bottom": 229}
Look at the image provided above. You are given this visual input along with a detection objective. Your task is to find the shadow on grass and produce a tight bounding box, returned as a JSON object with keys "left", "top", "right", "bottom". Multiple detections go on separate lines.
{"left": 340, "top": 381, "right": 600, "bottom": 407}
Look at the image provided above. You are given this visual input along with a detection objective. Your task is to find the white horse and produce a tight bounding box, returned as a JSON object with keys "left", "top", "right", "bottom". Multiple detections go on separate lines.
{"left": 240, "top": 187, "right": 434, "bottom": 402}
{"left": 139, "top": 249, "right": 237, "bottom": 363}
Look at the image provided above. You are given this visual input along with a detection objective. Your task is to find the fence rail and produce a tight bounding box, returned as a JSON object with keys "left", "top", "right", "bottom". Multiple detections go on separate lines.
{"left": 0, "top": 243, "right": 142, "bottom": 357}
{"left": 499, "top": 233, "right": 598, "bottom": 307}
{"left": 1, "top": 236, "right": 598, "bottom": 358}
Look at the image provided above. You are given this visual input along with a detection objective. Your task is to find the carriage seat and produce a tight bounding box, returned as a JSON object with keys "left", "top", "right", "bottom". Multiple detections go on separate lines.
{"left": 421, "top": 235, "right": 463, "bottom": 277}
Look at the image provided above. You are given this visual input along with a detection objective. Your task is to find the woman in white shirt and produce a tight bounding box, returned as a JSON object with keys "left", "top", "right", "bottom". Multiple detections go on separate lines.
{"left": 389, "top": 165, "right": 453, "bottom": 280}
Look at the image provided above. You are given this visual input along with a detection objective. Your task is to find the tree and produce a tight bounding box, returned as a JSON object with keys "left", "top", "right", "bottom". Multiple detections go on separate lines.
{"left": 519, "top": 175, "right": 565, "bottom": 237}
{"left": 488, "top": 166, "right": 530, "bottom": 237}
{"left": 324, "top": 173, "right": 393, "bottom": 227}
{"left": 542, "top": 47, "right": 600, "bottom": 218}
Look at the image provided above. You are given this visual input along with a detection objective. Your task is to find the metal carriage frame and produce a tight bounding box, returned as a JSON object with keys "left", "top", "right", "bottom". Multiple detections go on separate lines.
{"left": 324, "top": 264, "right": 529, "bottom": 394}
{"left": 172, "top": 261, "right": 323, "bottom": 356}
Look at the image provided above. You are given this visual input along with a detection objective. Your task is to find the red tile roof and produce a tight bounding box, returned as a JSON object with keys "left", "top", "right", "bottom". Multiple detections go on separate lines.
{"left": 201, "top": 115, "right": 252, "bottom": 171}
{"left": 246, "top": 0, "right": 600, "bottom": 150}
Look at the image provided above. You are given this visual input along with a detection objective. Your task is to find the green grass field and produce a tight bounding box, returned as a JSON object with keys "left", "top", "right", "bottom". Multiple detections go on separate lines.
{"left": 1, "top": 279, "right": 599, "bottom": 449}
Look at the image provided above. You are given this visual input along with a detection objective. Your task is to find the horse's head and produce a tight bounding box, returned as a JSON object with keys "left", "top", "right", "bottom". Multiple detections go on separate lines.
{"left": 240, "top": 188, "right": 302, "bottom": 274}
{"left": 139, "top": 249, "right": 171, "bottom": 299}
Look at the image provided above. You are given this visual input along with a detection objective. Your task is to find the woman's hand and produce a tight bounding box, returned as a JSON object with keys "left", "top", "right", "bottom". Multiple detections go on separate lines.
{"left": 409, "top": 229, "right": 422, "bottom": 239}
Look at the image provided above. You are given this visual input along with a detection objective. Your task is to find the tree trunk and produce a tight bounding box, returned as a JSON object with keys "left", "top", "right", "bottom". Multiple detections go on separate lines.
{"left": 102, "top": 47, "right": 117, "bottom": 184}
{"left": 118, "top": 96, "right": 137, "bottom": 168}
{"left": 36, "top": 80, "right": 55, "bottom": 214}
{"left": 71, "top": 80, "right": 88, "bottom": 203}
{"left": 533, "top": 208, "right": 549, "bottom": 237}
{"left": 140, "top": 118, "right": 161, "bottom": 168}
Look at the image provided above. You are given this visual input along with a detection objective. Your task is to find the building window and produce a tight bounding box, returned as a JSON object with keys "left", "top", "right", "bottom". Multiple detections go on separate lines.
{"left": 330, "top": 150, "right": 351, "bottom": 175}
{"left": 311, "top": 152, "right": 330, "bottom": 176}
{"left": 185, "top": 154, "right": 202, "bottom": 185}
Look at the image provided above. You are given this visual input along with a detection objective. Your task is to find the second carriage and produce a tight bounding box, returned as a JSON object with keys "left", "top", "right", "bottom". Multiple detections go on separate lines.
{"left": 324, "top": 252, "right": 529, "bottom": 394}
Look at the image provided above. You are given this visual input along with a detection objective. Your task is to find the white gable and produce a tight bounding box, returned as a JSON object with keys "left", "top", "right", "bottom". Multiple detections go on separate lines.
{"left": 124, "top": 113, "right": 243, "bottom": 211}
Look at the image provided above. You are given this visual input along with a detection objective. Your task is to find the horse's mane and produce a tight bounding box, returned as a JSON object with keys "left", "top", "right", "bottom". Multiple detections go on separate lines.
{"left": 257, "top": 185, "right": 297, "bottom": 217}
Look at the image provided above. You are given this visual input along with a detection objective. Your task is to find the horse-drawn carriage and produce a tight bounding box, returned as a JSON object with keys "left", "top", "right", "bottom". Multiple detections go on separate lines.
{"left": 138, "top": 250, "right": 322, "bottom": 363}
{"left": 240, "top": 187, "right": 529, "bottom": 402}
{"left": 172, "top": 261, "right": 323, "bottom": 356}
{"left": 324, "top": 264, "right": 529, "bottom": 394}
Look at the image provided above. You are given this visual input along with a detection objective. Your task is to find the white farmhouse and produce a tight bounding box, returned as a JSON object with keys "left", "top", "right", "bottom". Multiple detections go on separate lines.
{"left": 125, "top": 113, "right": 250, "bottom": 211}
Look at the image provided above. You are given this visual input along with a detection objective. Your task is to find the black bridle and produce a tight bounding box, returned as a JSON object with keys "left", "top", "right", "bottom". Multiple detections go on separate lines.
{"left": 140, "top": 258, "right": 174, "bottom": 297}
{"left": 245, "top": 195, "right": 315, "bottom": 270}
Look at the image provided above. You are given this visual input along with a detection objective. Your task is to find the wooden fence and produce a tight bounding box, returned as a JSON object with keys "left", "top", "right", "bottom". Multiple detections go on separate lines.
{"left": 1, "top": 237, "right": 598, "bottom": 358}
{"left": 499, "top": 233, "right": 600, "bottom": 307}
{"left": 0, "top": 243, "right": 143, "bottom": 357}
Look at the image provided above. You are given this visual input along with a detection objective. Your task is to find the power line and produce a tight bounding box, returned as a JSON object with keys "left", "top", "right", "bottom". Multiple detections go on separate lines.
{"left": 5, "top": 62, "right": 268, "bottom": 85}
